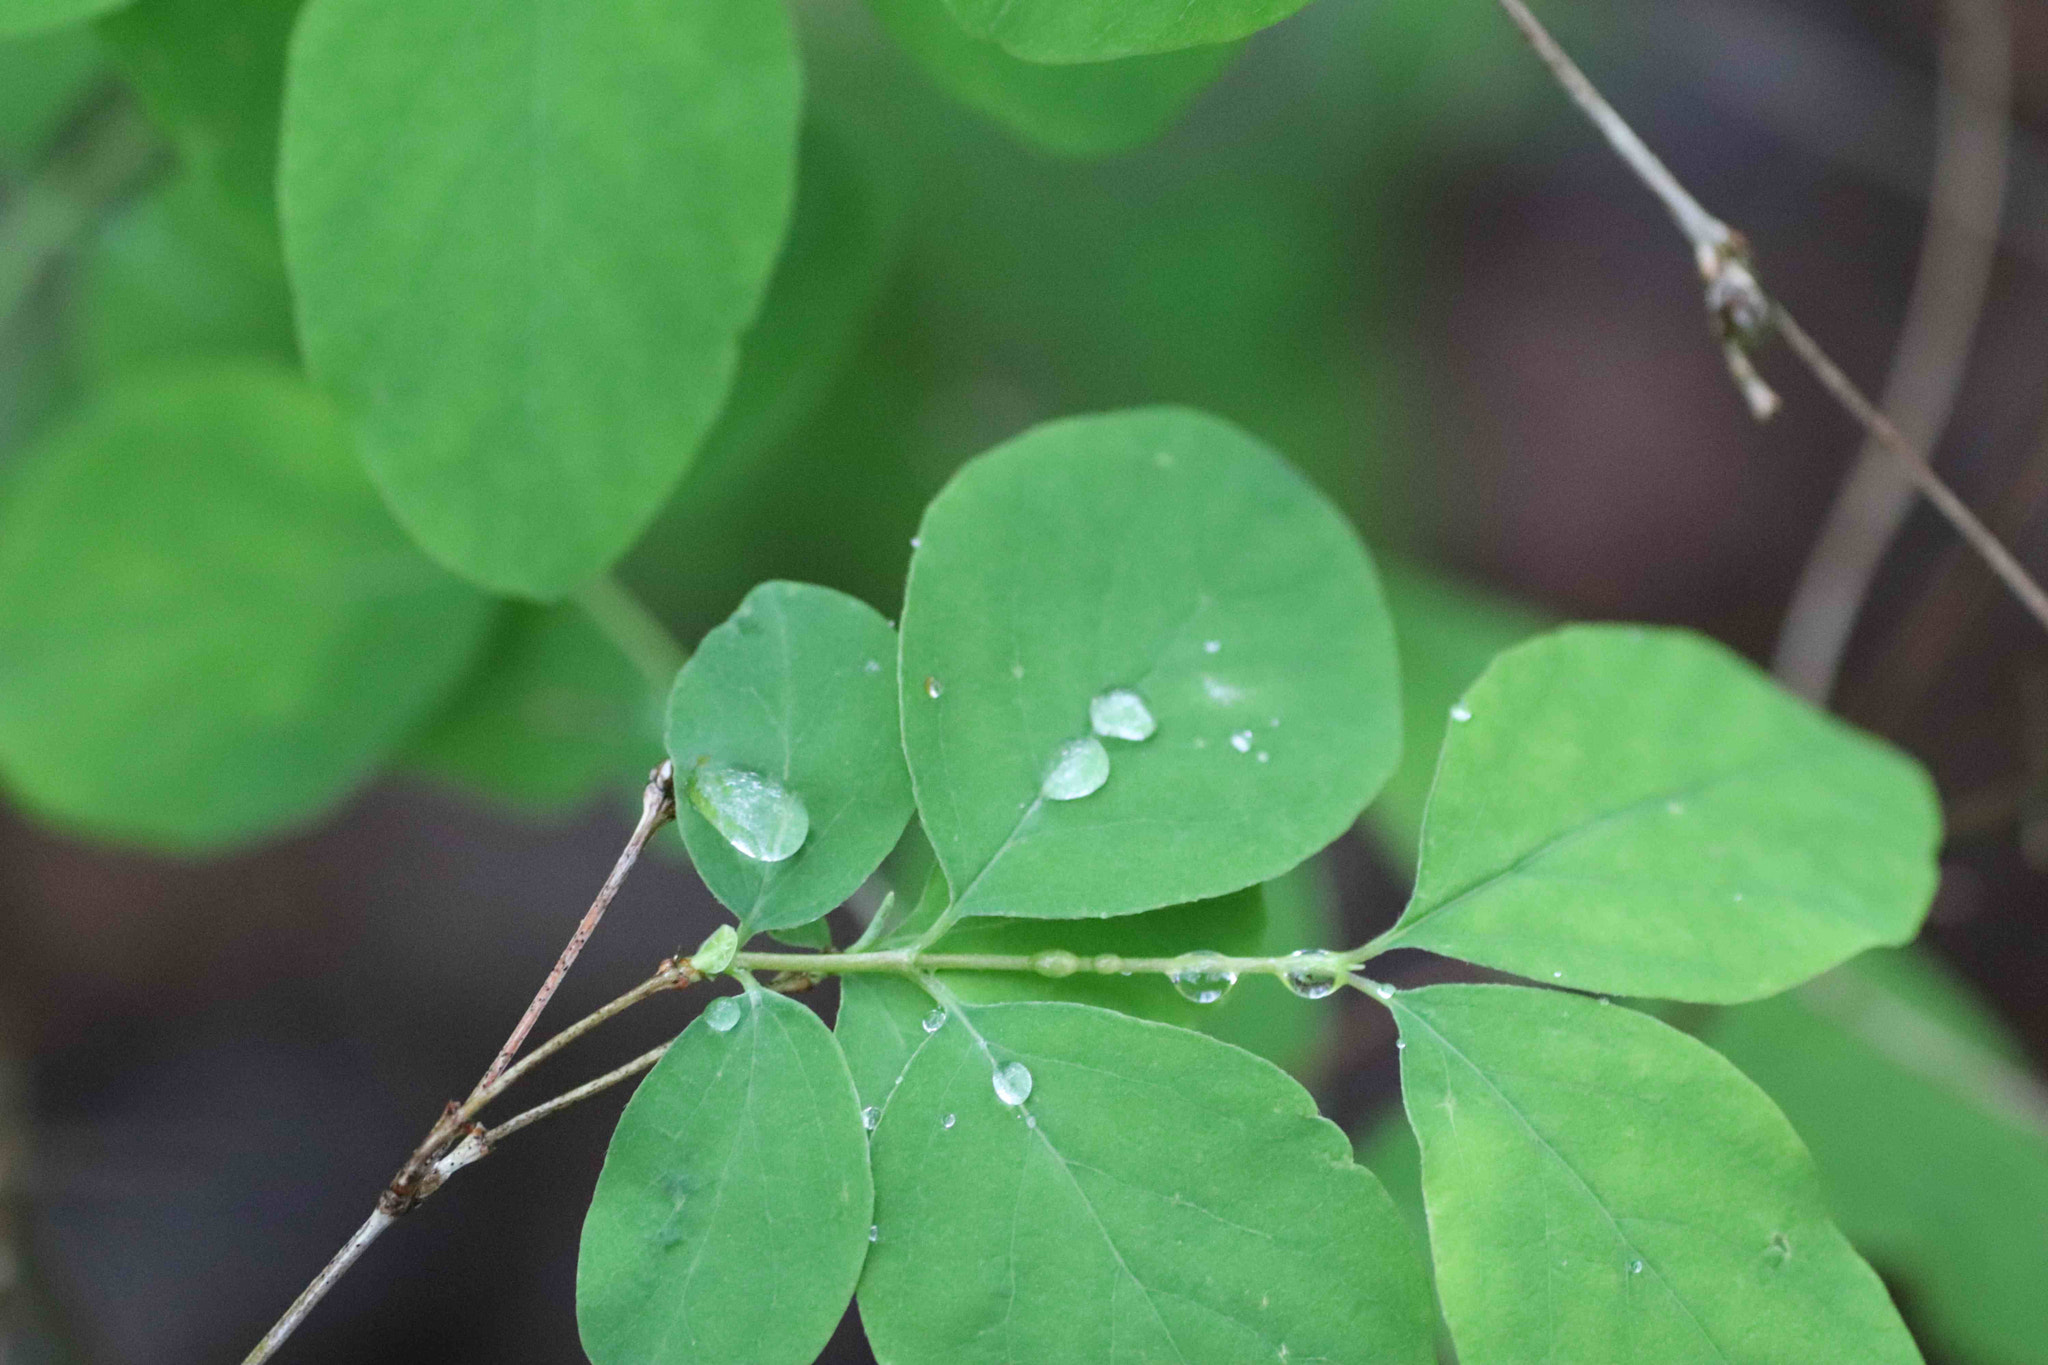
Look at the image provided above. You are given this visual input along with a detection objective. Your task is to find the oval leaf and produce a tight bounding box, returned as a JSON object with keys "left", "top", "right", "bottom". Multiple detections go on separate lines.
{"left": 942, "top": 0, "right": 1297, "bottom": 61}
{"left": 669, "top": 581, "right": 914, "bottom": 934}
{"left": 577, "top": 985, "right": 873, "bottom": 1365}
{"left": 280, "top": 0, "right": 801, "bottom": 596}
{"left": 857, "top": 999, "right": 1435, "bottom": 1365}
{"left": 0, "top": 362, "right": 493, "bottom": 848}
{"left": 1392, "top": 983, "right": 1922, "bottom": 1365}
{"left": 1377, "top": 625, "right": 1939, "bottom": 1002}
{"left": 899, "top": 406, "right": 1399, "bottom": 920}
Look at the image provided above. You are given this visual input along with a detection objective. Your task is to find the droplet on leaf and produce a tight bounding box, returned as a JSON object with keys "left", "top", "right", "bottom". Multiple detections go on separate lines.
{"left": 1089, "top": 688, "right": 1156, "bottom": 741}
{"left": 1042, "top": 736, "right": 1109, "bottom": 800}
{"left": 921, "top": 1008, "right": 947, "bottom": 1034}
{"left": 703, "top": 996, "right": 743, "bottom": 1033}
{"left": 687, "top": 762, "right": 808, "bottom": 862}
{"left": 993, "top": 1061, "right": 1033, "bottom": 1106}
{"left": 1229, "top": 730, "right": 1254, "bottom": 753}
{"left": 861, "top": 1105, "right": 880, "bottom": 1131}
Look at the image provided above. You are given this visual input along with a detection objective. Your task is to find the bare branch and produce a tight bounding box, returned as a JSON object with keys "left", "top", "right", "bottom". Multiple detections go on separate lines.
{"left": 239, "top": 1211, "right": 396, "bottom": 1365}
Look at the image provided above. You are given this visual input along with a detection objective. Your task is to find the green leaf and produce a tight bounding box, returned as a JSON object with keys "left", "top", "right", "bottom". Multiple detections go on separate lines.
{"left": 0, "top": 0, "right": 127, "bottom": 38}
{"left": 408, "top": 602, "right": 660, "bottom": 814}
{"left": 1366, "top": 559, "right": 1543, "bottom": 872}
{"left": 0, "top": 362, "right": 494, "bottom": 849}
{"left": 942, "top": 0, "right": 1300, "bottom": 61}
{"left": 1392, "top": 984, "right": 1921, "bottom": 1365}
{"left": 1706, "top": 951, "right": 2048, "bottom": 1365}
{"left": 856, "top": 998, "right": 1435, "bottom": 1364}
{"left": 0, "top": 26, "right": 105, "bottom": 168}
{"left": 669, "top": 582, "right": 914, "bottom": 934}
{"left": 871, "top": 0, "right": 1236, "bottom": 157}
{"left": 96, "top": 0, "right": 301, "bottom": 231}
{"left": 900, "top": 406, "right": 1399, "bottom": 920}
{"left": 577, "top": 984, "right": 872, "bottom": 1365}
{"left": 1376, "top": 626, "right": 1940, "bottom": 1003}
{"left": 280, "top": 0, "right": 802, "bottom": 597}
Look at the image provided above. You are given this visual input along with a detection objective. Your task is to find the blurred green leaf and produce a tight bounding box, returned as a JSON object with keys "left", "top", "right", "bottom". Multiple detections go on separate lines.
{"left": 280, "top": 0, "right": 801, "bottom": 597}
{"left": 0, "top": 25, "right": 104, "bottom": 169}
{"left": 1706, "top": 951, "right": 2048, "bottom": 1365}
{"left": 0, "top": 0, "right": 127, "bottom": 38}
{"left": 1394, "top": 983, "right": 1921, "bottom": 1365}
{"left": 900, "top": 406, "right": 1399, "bottom": 919}
{"left": 0, "top": 361, "right": 493, "bottom": 848}
{"left": 856, "top": 998, "right": 1435, "bottom": 1364}
{"left": 408, "top": 602, "right": 658, "bottom": 814}
{"left": 871, "top": 0, "right": 1236, "bottom": 157}
{"left": 1378, "top": 626, "right": 1940, "bottom": 1003}
{"left": 943, "top": 0, "right": 1302, "bottom": 62}
{"left": 578, "top": 983, "right": 872, "bottom": 1365}
{"left": 669, "top": 582, "right": 914, "bottom": 934}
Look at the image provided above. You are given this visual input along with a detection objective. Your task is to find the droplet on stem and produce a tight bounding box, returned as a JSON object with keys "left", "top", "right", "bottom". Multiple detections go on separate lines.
{"left": 1280, "top": 951, "right": 1341, "bottom": 999}
{"left": 1170, "top": 952, "right": 1238, "bottom": 1005}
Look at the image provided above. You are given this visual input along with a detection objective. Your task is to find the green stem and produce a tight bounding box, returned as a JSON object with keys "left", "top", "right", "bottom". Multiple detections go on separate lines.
{"left": 729, "top": 946, "right": 1358, "bottom": 984}
{"left": 574, "top": 574, "right": 688, "bottom": 691}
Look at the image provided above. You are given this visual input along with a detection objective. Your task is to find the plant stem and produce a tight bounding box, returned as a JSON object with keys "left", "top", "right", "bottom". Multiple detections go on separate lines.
{"left": 574, "top": 574, "right": 689, "bottom": 691}
{"left": 239, "top": 1211, "right": 396, "bottom": 1365}
{"left": 727, "top": 946, "right": 1346, "bottom": 982}
{"left": 484, "top": 1040, "right": 673, "bottom": 1145}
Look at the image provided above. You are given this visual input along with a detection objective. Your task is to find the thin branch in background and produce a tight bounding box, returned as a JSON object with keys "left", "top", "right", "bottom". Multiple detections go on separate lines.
{"left": 237, "top": 1209, "right": 398, "bottom": 1365}
{"left": 485, "top": 1040, "right": 673, "bottom": 1145}
{"left": 1772, "top": 0, "right": 2012, "bottom": 702}
{"left": 575, "top": 573, "right": 690, "bottom": 690}
{"left": 1490, "top": 0, "right": 2048, "bottom": 646}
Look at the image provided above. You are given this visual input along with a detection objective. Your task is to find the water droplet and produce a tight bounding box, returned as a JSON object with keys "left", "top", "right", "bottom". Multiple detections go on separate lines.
{"left": 1170, "top": 953, "right": 1238, "bottom": 1005}
{"left": 910, "top": 535, "right": 922, "bottom": 549}
{"left": 687, "top": 763, "right": 809, "bottom": 862}
{"left": 1449, "top": 704, "right": 1472, "bottom": 723}
{"left": 993, "top": 1061, "right": 1033, "bottom": 1106}
{"left": 1395, "top": 1039, "right": 1407, "bottom": 1051}
{"left": 1010, "top": 663, "right": 1025, "bottom": 680}
{"left": 1203, "top": 640, "right": 1221, "bottom": 654}
{"left": 868, "top": 1224, "right": 880, "bottom": 1243}
{"left": 1367, "top": 981, "right": 1397, "bottom": 1002}
{"left": 1666, "top": 800, "right": 1685, "bottom": 815}
{"left": 1280, "top": 951, "right": 1341, "bottom": 999}
{"left": 1732, "top": 891, "right": 1745, "bottom": 902}
{"left": 1629, "top": 1259, "right": 1644, "bottom": 1274}
{"left": 1552, "top": 971, "right": 1564, "bottom": 979}
{"left": 1033, "top": 950, "right": 1080, "bottom": 978}
{"left": 1256, "top": 751, "right": 1270, "bottom": 764}
{"left": 1268, "top": 717, "right": 1280, "bottom": 728}
{"left": 861, "top": 1106, "right": 880, "bottom": 1131}
{"left": 864, "top": 659, "right": 881, "bottom": 674}
{"left": 1154, "top": 451, "right": 1174, "bottom": 468}
{"left": 1042, "top": 736, "right": 1110, "bottom": 800}
{"left": 925, "top": 676, "right": 943, "bottom": 699}
{"left": 703, "top": 996, "right": 743, "bottom": 1033}
{"left": 1093, "top": 953, "right": 1125, "bottom": 975}
{"left": 942, "top": 1112, "right": 956, "bottom": 1129}
{"left": 1193, "top": 737, "right": 1208, "bottom": 749}
{"left": 1202, "top": 675, "right": 1245, "bottom": 704}
{"left": 921, "top": 1008, "right": 947, "bottom": 1034}
{"left": 1024, "top": 1114, "right": 1037, "bottom": 1129}
{"left": 1089, "top": 688, "right": 1156, "bottom": 741}
{"left": 1230, "top": 730, "right": 1254, "bottom": 753}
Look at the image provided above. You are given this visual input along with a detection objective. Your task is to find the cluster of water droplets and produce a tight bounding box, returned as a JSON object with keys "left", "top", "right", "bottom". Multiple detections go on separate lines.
{"left": 1169, "top": 951, "right": 1238, "bottom": 1005}
{"left": 1039, "top": 687, "right": 1160, "bottom": 802}
{"left": 687, "top": 761, "right": 809, "bottom": 863}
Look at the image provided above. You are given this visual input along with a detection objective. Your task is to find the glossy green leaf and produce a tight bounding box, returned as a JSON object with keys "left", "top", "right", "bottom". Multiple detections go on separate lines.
{"left": 1707, "top": 951, "right": 2048, "bottom": 1365}
{"left": 577, "top": 984, "right": 872, "bottom": 1365}
{"left": 96, "top": 0, "right": 300, "bottom": 230}
{"left": 669, "top": 582, "right": 913, "bottom": 934}
{"left": 900, "top": 406, "right": 1398, "bottom": 920}
{"left": 0, "top": 26, "right": 104, "bottom": 167}
{"left": 871, "top": 0, "right": 1237, "bottom": 157}
{"left": 943, "top": 0, "right": 1301, "bottom": 61}
{"left": 1393, "top": 984, "right": 1921, "bottom": 1365}
{"left": 0, "top": 362, "right": 494, "bottom": 848}
{"left": 280, "top": 0, "right": 802, "bottom": 597}
{"left": 857, "top": 999, "right": 1434, "bottom": 1364}
{"left": 0, "top": 0, "right": 127, "bottom": 38}
{"left": 1377, "top": 626, "right": 1940, "bottom": 1003}
{"left": 1366, "top": 559, "right": 1543, "bottom": 871}
{"left": 409, "top": 603, "right": 659, "bottom": 813}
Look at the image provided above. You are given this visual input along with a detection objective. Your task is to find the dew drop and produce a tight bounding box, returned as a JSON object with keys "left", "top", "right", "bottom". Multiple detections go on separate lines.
{"left": 1202, "top": 675, "right": 1245, "bottom": 704}
{"left": 703, "top": 996, "right": 743, "bottom": 1033}
{"left": 1092, "top": 953, "right": 1125, "bottom": 975}
{"left": 1449, "top": 704, "right": 1472, "bottom": 723}
{"left": 686, "top": 763, "right": 809, "bottom": 862}
{"left": 1230, "top": 730, "right": 1254, "bottom": 753}
{"left": 864, "top": 658, "right": 882, "bottom": 674}
{"left": 1629, "top": 1259, "right": 1644, "bottom": 1275}
{"left": 1170, "top": 952, "right": 1238, "bottom": 1005}
{"left": 1395, "top": 1039, "right": 1407, "bottom": 1051}
{"left": 925, "top": 676, "right": 943, "bottom": 699}
{"left": 1666, "top": 800, "right": 1685, "bottom": 815}
{"left": 868, "top": 1224, "right": 880, "bottom": 1243}
{"left": 910, "top": 535, "right": 922, "bottom": 549}
{"left": 1256, "top": 751, "right": 1270, "bottom": 764}
{"left": 861, "top": 1106, "right": 880, "bottom": 1131}
{"left": 1090, "top": 688, "right": 1157, "bottom": 741}
{"left": 1033, "top": 950, "right": 1080, "bottom": 978}
{"left": 1280, "top": 951, "right": 1341, "bottom": 999}
{"left": 1732, "top": 891, "right": 1745, "bottom": 902}
{"left": 1203, "top": 640, "right": 1221, "bottom": 654}
{"left": 1025, "top": 1114, "right": 1037, "bottom": 1129}
{"left": 1042, "top": 736, "right": 1110, "bottom": 800}
{"left": 921, "top": 1008, "right": 947, "bottom": 1034}
{"left": 942, "top": 1112, "right": 956, "bottom": 1129}
{"left": 1010, "top": 663, "right": 1025, "bottom": 680}
{"left": 1553, "top": 971, "right": 1564, "bottom": 979}
{"left": 993, "top": 1061, "right": 1033, "bottom": 1106}
{"left": 1368, "top": 981, "right": 1397, "bottom": 1002}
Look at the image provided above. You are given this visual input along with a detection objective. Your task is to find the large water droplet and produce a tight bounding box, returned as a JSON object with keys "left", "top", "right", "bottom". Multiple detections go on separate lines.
{"left": 921, "top": 1008, "right": 947, "bottom": 1034}
{"left": 993, "top": 1061, "right": 1033, "bottom": 1106}
{"left": 703, "top": 996, "right": 743, "bottom": 1033}
{"left": 687, "top": 762, "right": 808, "bottom": 862}
{"left": 1280, "top": 951, "right": 1341, "bottom": 999}
{"left": 861, "top": 1106, "right": 880, "bottom": 1131}
{"left": 1230, "top": 730, "right": 1254, "bottom": 753}
{"left": 1170, "top": 952, "right": 1238, "bottom": 1005}
{"left": 1042, "top": 736, "right": 1109, "bottom": 800}
{"left": 1089, "top": 688, "right": 1156, "bottom": 741}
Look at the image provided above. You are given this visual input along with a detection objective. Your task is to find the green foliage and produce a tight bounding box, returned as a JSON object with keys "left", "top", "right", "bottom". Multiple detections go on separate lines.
{"left": 1379, "top": 625, "right": 1940, "bottom": 1002}
{"left": 578, "top": 982, "right": 873, "bottom": 1365}
{"left": 0, "top": 362, "right": 492, "bottom": 847}
{"left": 0, "top": 0, "right": 127, "bottom": 38}
{"left": 0, "top": 25, "right": 104, "bottom": 167}
{"left": 854, "top": 999, "right": 1435, "bottom": 1364}
{"left": 278, "top": 0, "right": 802, "bottom": 597}
{"left": 900, "top": 406, "right": 1399, "bottom": 919}
{"left": 1393, "top": 984, "right": 1923, "bottom": 1365}
{"left": 942, "top": 0, "right": 1303, "bottom": 62}
{"left": 668, "top": 581, "right": 914, "bottom": 934}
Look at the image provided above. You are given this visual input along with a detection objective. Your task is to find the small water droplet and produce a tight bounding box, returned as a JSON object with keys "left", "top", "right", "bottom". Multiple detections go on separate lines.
{"left": 864, "top": 658, "right": 881, "bottom": 674}
{"left": 921, "top": 1008, "right": 947, "bottom": 1034}
{"left": 1042, "top": 736, "right": 1110, "bottom": 800}
{"left": 1552, "top": 971, "right": 1563, "bottom": 979}
{"left": 1268, "top": 717, "right": 1280, "bottom": 728}
{"left": 861, "top": 1106, "right": 880, "bottom": 1131}
{"left": 1203, "top": 640, "right": 1221, "bottom": 654}
{"left": 1093, "top": 954, "right": 1125, "bottom": 975}
{"left": 1395, "top": 1039, "right": 1407, "bottom": 1051}
{"left": 1629, "top": 1259, "right": 1644, "bottom": 1275}
{"left": 1230, "top": 730, "right": 1254, "bottom": 753}
{"left": 993, "top": 1061, "right": 1033, "bottom": 1106}
{"left": 703, "top": 996, "right": 743, "bottom": 1033}
{"left": 1033, "top": 950, "right": 1080, "bottom": 978}
{"left": 1666, "top": 800, "right": 1685, "bottom": 815}
{"left": 1011, "top": 662, "right": 1025, "bottom": 680}
{"left": 1368, "top": 981, "right": 1397, "bottom": 1002}
{"left": 1732, "top": 891, "right": 1745, "bottom": 902}
{"left": 1024, "top": 1114, "right": 1037, "bottom": 1129}
{"left": 1090, "top": 688, "right": 1157, "bottom": 741}
{"left": 869, "top": 1224, "right": 880, "bottom": 1243}
{"left": 1449, "top": 704, "right": 1472, "bottom": 723}
{"left": 1256, "top": 751, "right": 1270, "bottom": 764}
{"left": 925, "top": 676, "right": 943, "bottom": 699}
{"left": 1193, "top": 737, "right": 1208, "bottom": 749}
{"left": 687, "top": 763, "right": 809, "bottom": 862}
{"left": 1154, "top": 451, "right": 1174, "bottom": 468}
{"left": 1280, "top": 951, "right": 1341, "bottom": 999}
{"left": 942, "top": 1112, "right": 956, "bottom": 1129}
{"left": 1201, "top": 675, "right": 1245, "bottom": 704}
{"left": 910, "top": 535, "right": 922, "bottom": 549}
{"left": 1170, "top": 952, "right": 1238, "bottom": 1005}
